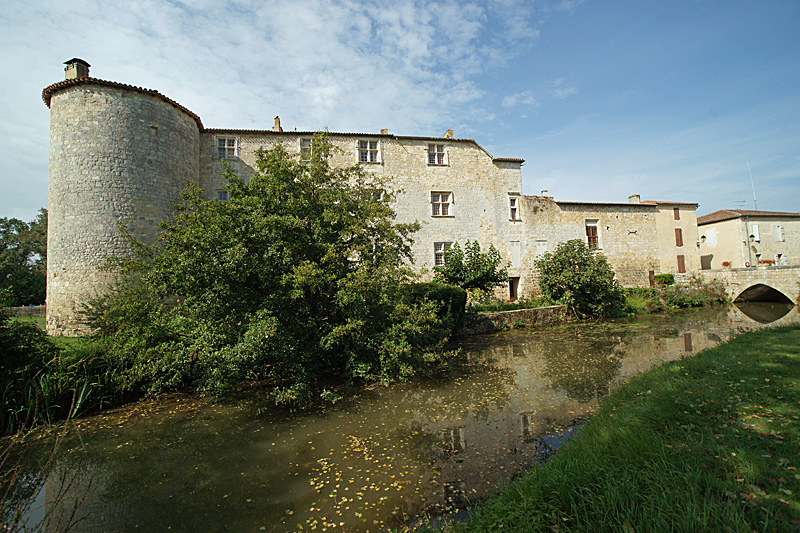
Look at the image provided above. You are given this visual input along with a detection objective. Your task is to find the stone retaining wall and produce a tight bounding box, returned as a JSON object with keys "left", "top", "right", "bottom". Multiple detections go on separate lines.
{"left": 459, "top": 305, "right": 571, "bottom": 335}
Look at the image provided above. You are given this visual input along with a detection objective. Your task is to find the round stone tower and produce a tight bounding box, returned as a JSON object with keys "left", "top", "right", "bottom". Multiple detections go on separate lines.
{"left": 43, "top": 59, "right": 202, "bottom": 335}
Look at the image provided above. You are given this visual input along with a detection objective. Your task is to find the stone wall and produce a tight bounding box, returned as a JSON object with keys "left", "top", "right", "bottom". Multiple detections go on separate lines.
{"left": 198, "top": 130, "right": 526, "bottom": 296}
{"left": 47, "top": 84, "right": 200, "bottom": 335}
{"left": 518, "top": 196, "right": 660, "bottom": 288}
{"left": 459, "top": 305, "right": 571, "bottom": 335}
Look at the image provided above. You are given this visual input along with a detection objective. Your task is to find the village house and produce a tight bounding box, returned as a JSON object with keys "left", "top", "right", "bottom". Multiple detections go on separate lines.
{"left": 698, "top": 209, "right": 800, "bottom": 269}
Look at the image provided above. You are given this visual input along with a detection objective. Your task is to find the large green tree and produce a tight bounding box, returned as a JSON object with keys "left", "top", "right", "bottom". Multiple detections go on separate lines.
{"left": 91, "top": 135, "right": 456, "bottom": 404}
{"left": 0, "top": 209, "right": 47, "bottom": 306}
{"left": 534, "top": 239, "right": 625, "bottom": 318}
{"left": 433, "top": 241, "right": 508, "bottom": 292}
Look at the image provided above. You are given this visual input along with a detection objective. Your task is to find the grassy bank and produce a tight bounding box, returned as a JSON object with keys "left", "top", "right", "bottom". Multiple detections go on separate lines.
{"left": 444, "top": 325, "right": 800, "bottom": 532}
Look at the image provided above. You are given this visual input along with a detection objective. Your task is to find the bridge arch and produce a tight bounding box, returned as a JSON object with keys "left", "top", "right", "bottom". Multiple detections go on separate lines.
{"left": 733, "top": 283, "right": 793, "bottom": 304}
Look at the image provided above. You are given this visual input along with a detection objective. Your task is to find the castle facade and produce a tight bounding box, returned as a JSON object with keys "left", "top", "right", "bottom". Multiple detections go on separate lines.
{"left": 43, "top": 59, "right": 699, "bottom": 335}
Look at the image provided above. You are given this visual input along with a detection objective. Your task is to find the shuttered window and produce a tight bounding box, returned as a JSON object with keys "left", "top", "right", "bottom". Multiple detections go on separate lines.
{"left": 675, "top": 228, "right": 683, "bottom": 247}
{"left": 673, "top": 207, "right": 680, "bottom": 220}
{"left": 677, "top": 255, "right": 686, "bottom": 273}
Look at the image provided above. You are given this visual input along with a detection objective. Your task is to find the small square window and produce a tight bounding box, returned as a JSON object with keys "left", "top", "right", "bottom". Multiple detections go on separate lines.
{"left": 216, "top": 189, "right": 229, "bottom": 201}
{"left": 431, "top": 192, "right": 452, "bottom": 216}
{"left": 428, "top": 144, "right": 447, "bottom": 165}
{"left": 434, "top": 242, "right": 452, "bottom": 266}
{"left": 359, "top": 140, "right": 379, "bottom": 163}
{"left": 217, "top": 137, "right": 236, "bottom": 160}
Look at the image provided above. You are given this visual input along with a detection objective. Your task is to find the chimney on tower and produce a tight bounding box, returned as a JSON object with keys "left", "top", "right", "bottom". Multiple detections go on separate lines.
{"left": 64, "top": 58, "right": 90, "bottom": 79}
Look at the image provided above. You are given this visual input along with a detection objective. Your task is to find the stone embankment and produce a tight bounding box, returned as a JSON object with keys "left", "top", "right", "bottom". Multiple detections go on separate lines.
{"left": 459, "top": 304, "right": 571, "bottom": 335}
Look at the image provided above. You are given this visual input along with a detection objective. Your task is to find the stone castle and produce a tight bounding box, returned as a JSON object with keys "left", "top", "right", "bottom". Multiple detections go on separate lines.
{"left": 43, "top": 59, "right": 700, "bottom": 335}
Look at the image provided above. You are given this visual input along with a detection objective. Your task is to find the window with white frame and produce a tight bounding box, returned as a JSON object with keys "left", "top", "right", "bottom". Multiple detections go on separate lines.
{"left": 509, "top": 196, "right": 520, "bottom": 220}
{"left": 358, "top": 140, "right": 380, "bottom": 163}
{"left": 431, "top": 192, "right": 452, "bottom": 216}
{"left": 434, "top": 242, "right": 452, "bottom": 266}
{"left": 585, "top": 220, "right": 600, "bottom": 250}
{"left": 216, "top": 137, "right": 236, "bottom": 159}
{"left": 428, "top": 144, "right": 447, "bottom": 165}
{"left": 774, "top": 225, "right": 785, "bottom": 242}
{"left": 300, "top": 138, "right": 313, "bottom": 161}
{"left": 216, "top": 189, "right": 229, "bottom": 201}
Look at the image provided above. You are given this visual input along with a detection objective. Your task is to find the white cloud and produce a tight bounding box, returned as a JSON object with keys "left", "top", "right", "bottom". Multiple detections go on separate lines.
{"left": 502, "top": 90, "right": 538, "bottom": 108}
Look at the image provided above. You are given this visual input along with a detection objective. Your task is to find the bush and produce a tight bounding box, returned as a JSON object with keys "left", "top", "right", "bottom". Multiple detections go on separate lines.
{"left": 653, "top": 273, "right": 675, "bottom": 286}
{"left": 433, "top": 241, "right": 508, "bottom": 292}
{"left": 404, "top": 282, "right": 467, "bottom": 332}
{"left": 534, "top": 240, "right": 625, "bottom": 318}
{"left": 468, "top": 295, "right": 555, "bottom": 314}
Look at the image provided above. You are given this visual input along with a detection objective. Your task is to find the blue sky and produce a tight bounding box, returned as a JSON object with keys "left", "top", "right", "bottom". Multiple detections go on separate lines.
{"left": 2, "top": 0, "right": 798, "bottom": 222}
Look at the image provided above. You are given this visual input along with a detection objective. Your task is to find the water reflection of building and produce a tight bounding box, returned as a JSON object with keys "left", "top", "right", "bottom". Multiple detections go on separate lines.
{"left": 441, "top": 427, "right": 466, "bottom": 454}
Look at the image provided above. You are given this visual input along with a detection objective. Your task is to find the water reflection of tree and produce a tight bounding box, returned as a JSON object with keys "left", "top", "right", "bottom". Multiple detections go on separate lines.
{"left": 541, "top": 337, "right": 623, "bottom": 403}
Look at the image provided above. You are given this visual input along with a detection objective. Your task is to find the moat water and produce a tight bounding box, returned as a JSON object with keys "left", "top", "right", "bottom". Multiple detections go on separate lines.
{"left": 8, "top": 303, "right": 799, "bottom": 532}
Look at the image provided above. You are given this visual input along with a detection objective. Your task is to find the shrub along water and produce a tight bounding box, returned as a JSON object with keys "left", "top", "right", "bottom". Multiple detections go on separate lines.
{"left": 0, "top": 310, "right": 126, "bottom": 435}
{"left": 445, "top": 325, "right": 800, "bottom": 532}
{"left": 624, "top": 284, "right": 726, "bottom": 315}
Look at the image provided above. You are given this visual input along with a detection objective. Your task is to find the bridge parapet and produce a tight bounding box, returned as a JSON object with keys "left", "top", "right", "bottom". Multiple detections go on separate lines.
{"left": 697, "top": 266, "right": 800, "bottom": 304}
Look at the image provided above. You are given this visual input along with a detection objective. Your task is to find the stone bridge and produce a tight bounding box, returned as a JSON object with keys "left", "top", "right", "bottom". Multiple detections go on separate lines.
{"left": 697, "top": 266, "right": 800, "bottom": 304}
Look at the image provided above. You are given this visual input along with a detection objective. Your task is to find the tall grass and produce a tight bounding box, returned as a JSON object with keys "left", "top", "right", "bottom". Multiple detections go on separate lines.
{"left": 1, "top": 310, "right": 128, "bottom": 436}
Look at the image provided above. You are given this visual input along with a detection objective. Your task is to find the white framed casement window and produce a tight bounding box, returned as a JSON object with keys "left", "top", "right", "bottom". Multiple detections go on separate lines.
{"left": 427, "top": 144, "right": 447, "bottom": 165}
{"left": 358, "top": 140, "right": 380, "bottom": 163}
{"left": 300, "top": 138, "right": 313, "bottom": 161}
{"left": 585, "top": 219, "right": 600, "bottom": 250}
{"left": 216, "top": 137, "right": 236, "bottom": 159}
{"left": 216, "top": 189, "right": 229, "bottom": 201}
{"left": 509, "top": 196, "right": 521, "bottom": 220}
{"left": 434, "top": 242, "right": 452, "bottom": 266}
{"left": 774, "top": 225, "right": 785, "bottom": 242}
{"left": 431, "top": 192, "right": 453, "bottom": 216}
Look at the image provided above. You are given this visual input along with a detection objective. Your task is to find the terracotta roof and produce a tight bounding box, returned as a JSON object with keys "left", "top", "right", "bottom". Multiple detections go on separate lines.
{"left": 640, "top": 200, "right": 699, "bottom": 207}
{"left": 42, "top": 77, "right": 204, "bottom": 130}
{"left": 204, "top": 129, "right": 522, "bottom": 161}
{"left": 555, "top": 201, "right": 656, "bottom": 208}
{"left": 698, "top": 209, "right": 800, "bottom": 225}
{"left": 204, "top": 128, "right": 477, "bottom": 144}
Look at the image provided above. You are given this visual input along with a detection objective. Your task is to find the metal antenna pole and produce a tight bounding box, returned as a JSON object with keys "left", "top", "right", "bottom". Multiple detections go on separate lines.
{"left": 746, "top": 158, "right": 758, "bottom": 210}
